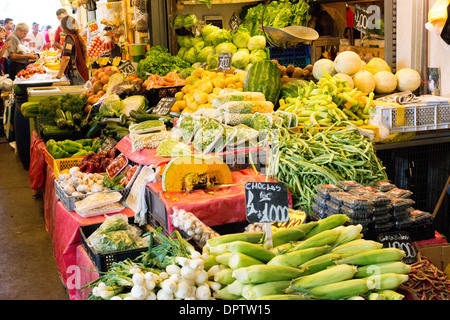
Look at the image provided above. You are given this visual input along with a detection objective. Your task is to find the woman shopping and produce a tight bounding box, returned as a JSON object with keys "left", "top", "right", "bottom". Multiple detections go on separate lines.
{"left": 55, "top": 15, "right": 89, "bottom": 85}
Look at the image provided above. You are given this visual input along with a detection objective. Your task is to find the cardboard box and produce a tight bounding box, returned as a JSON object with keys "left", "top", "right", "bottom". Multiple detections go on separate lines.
{"left": 417, "top": 243, "right": 450, "bottom": 271}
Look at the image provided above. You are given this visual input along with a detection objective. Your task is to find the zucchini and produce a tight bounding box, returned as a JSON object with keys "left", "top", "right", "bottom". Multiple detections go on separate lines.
{"left": 119, "top": 114, "right": 128, "bottom": 126}
{"left": 20, "top": 101, "right": 40, "bottom": 118}
{"left": 55, "top": 108, "right": 67, "bottom": 128}
{"left": 86, "top": 121, "right": 102, "bottom": 138}
{"left": 65, "top": 111, "right": 74, "bottom": 127}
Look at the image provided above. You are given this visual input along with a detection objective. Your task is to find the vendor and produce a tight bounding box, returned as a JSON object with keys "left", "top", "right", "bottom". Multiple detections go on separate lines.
{"left": 55, "top": 15, "right": 89, "bottom": 85}
{"left": 5, "top": 23, "right": 39, "bottom": 80}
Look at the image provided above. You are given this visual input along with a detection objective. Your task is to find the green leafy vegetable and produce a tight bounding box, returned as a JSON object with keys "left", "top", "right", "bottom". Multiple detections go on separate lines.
{"left": 137, "top": 46, "right": 190, "bottom": 80}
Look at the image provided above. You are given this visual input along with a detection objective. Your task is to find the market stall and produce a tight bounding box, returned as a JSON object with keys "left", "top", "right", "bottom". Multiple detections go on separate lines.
{"left": 15, "top": 0, "right": 450, "bottom": 302}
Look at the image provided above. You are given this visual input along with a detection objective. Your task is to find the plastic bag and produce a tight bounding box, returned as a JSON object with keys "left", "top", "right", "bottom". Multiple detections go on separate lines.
{"left": 441, "top": 3, "right": 450, "bottom": 44}
{"left": 429, "top": 0, "right": 450, "bottom": 28}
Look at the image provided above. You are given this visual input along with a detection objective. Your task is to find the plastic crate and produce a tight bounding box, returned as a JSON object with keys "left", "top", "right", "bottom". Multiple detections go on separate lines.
{"left": 79, "top": 217, "right": 148, "bottom": 273}
{"left": 144, "top": 86, "right": 184, "bottom": 108}
{"left": 43, "top": 148, "right": 84, "bottom": 179}
{"left": 55, "top": 164, "right": 142, "bottom": 212}
{"left": 268, "top": 45, "right": 311, "bottom": 68}
{"left": 373, "top": 103, "right": 450, "bottom": 133}
{"left": 145, "top": 187, "right": 170, "bottom": 236}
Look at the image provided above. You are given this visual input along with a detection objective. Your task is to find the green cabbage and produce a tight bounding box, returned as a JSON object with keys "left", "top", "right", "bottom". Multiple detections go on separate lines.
{"left": 204, "top": 29, "right": 232, "bottom": 47}
{"left": 249, "top": 49, "right": 268, "bottom": 64}
{"left": 232, "top": 50, "right": 250, "bottom": 70}
{"left": 99, "top": 94, "right": 122, "bottom": 117}
{"left": 156, "top": 139, "right": 192, "bottom": 157}
{"left": 177, "top": 36, "right": 188, "bottom": 47}
{"left": 183, "top": 47, "right": 199, "bottom": 64}
{"left": 172, "top": 15, "right": 185, "bottom": 29}
{"left": 183, "top": 14, "right": 199, "bottom": 28}
{"left": 215, "top": 42, "right": 237, "bottom": 55}
{"left": 121, "top": 95, "right": 147, "bottom": 117}
{"left": 185, "top": 36, "right": 204, "bottom": 48}
{"left": 232, "top": 30, "right": 251, "bottom": 48}
{"left": 198, "top": 46, "right": 216, "bottom": 63}
{"left": 207, "top": 54, "right": 219, "bottom": 69}
{"left": 177, "top": 47, "right": 187, "bottom": 59}
{"left": 201, "top": 24, "right": 220, "bottom": 38}
{"left": 247, "top": 35, "right": 266, "bottom": 51}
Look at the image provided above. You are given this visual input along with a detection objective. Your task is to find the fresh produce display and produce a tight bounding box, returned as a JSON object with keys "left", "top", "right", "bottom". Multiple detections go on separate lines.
{"left": 269, "top": 127, "right": 387, "bottom": 213}
{"left": 137, "top": 46, "right": 191, "bottom": 81}
{"left": 240, "top": 0, "right": 312, "bottom": 37}
{"left": 278, "top": 70, "right": 374, "bottom": 127}
{"left": 46, "top": 138, "right": 103, "bottom": 159}
{"left": 161, "top": 154, "right": 233, "bottom": 193}
{"left": 312, "top": 52, "right": 422, "bottom": 95}
{"left": 77, "top": 148, "right": 119, "bottom": 174}
{"left": 16, "top": 66, "right": 45, "bottom": 79}
{"left": 87, "top": 35, "right": 106, "bottom": 58}
{"left": 86, "top": 214, "right": 149, "bottom": 254}
{"left": 142, "top": 71, "right": 185, "bottom": 90}
{"left": 56, "top": 166, "right": 107, "bottom": 197}
{"left": 399, "top": 255, "right": 450, "bottom": 300}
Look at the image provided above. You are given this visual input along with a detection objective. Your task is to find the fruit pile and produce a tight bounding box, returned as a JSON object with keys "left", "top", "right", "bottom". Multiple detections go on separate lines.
{"left": 87, "top": 36, "right": 105, "bottom": 58}
{"left": 81, "top": 66, "right": 122, "bottom": 111}
{"left": 16, "top": 66, "right": 46, "bottom": 79}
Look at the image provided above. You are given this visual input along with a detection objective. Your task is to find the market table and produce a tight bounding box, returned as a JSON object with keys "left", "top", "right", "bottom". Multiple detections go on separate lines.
{"left": 146, "top": 168, "right": 292, "bottom": 235}
{"left": 53, "top": 201, "right": 135, "bottom": 299}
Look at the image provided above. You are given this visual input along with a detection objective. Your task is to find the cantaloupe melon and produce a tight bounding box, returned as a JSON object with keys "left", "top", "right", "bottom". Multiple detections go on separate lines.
{"left": 365, "top": 58, "right": 391, "bottom": 75}
{"left": 313, "top": 59, "right": 336, "bottom": 80}
{"left": 353, "top": 70, "right": 376, "bottom": 94}
{"left": 334, "top": 73, "right": 354, "bottom": 89}
{"left": 334, "top": 51, "right": 362, "bottom": 76}
{"left": 374, "top": 71, "right": 397, "bottom": 94}
{"left": 395, "top": 68, "right": 422, "bottom": 92}
{"left": 162, "top": 155, "right": 233, "bottom": 192}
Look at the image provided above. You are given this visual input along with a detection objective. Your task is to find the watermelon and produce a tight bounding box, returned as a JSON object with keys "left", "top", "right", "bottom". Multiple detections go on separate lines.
{"left": 243, "top": 60, "right": 281, "bottom": 105}
{"left": 280, "top": 79, "right": 309, "bottom": 99}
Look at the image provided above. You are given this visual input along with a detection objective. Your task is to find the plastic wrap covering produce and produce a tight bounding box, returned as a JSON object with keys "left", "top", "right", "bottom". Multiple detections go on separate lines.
{"left": 86, "top": 214, "right": 149, "bottom": 254}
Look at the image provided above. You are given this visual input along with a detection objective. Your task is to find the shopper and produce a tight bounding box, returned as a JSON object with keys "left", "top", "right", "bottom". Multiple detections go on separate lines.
{"left": 6, "top": 23, "right": 39, "bottom": 80}
{"left": 0, "top": 26, "right": 11, "bottom": 75}
{"left": 27, "top": 22, "right": 46, "bottom": 52}
{"left": 4, "top": 18, "right": 14, "bottom": 36}
{"left": 53, "top": 8, "right": 69, "bottom": 50}
{"left": 55, "top": 15, "right": 89, "bottom": 85}
{"left": 42, "top": 25, "right": 53, "bottom": 44}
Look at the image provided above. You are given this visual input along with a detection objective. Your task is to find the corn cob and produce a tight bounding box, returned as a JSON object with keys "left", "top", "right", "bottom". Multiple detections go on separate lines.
{"left": 226, "top": 241, "right": 276, "bottom": 263}
{"left": 368, "top": 292, "right": 384, "bottom": 300}
{"left": 365, "top": 273, "right": 409, "bottom": 291}
{"left": 331, "top": 239, "right": 383, "bottom": 253}
{"left": 214, "top": 268, "right": 235, "bottom": 285}
{"left": 354, "top": 261, "right": 412, "bottom": 278}
{"left": 227, "top": 280, "right": 246, "bottom": 296}
{"left": 375, "top": 289, "right": 405, "bottom": 300}
{"left": 228, "top": 252, "right": 264, "bottom": 270}
{"left": 271, "top": 228, "right": 306, "bottom": 248}
{"left": 286, "top": 264, "right": 357, "bottom": 293}
{"left": 267, "top": 246, "right": 329, "bottom": 267}
{"left": 308, "top": 278, "right": 370, "bottom": 300}
{"left": 203, "top": 254, "right": 217, "bottom": 271}
{"left": 289, "top": 229, "right": 340, "bottom": 251}
{"left": 215, "top": 252, "right": 232, "bottom": 266}
{"left": 209, "top": 243, "right": 230, "bottom": 255}
{"left": 335, "top": 248, "right": 406, "bottom": 266}
{"left": 305, "top": 214, "right": 349, "bottom": 239}
{"left": 242, "top": 280, "right": 291, "bottom": 300}
{"left": 232, "top": 265, "right": 306, "bottom": 284}
{"left": 299, "top": 252, "right": 344, "bottom": 275}
{"left": 255, "top": 294, "right": 307, "bottom": 300}
{"left": 206, "top": 232, "right": 264, "bottom": 247}
{"left": 291, "top": 221, "right": 318, "bottom": 235}
{"left": 331, "top": 224, "right": 363, "bottom": 248}
{"left": 214, "top": 287, "right": 241, "bottom": 300}
{"left": 271, "top": 242, "right": 299, "bottom": 255}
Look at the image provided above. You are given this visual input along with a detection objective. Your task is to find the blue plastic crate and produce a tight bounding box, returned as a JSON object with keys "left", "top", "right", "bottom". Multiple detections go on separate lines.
{"left": 268, "top": 45, "right": 311, "bottom": 68}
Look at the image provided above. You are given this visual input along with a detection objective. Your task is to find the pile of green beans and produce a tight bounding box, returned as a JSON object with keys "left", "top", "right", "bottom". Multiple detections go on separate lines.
{"left": 269, "top": 125, "right": 388, "bottom": 214}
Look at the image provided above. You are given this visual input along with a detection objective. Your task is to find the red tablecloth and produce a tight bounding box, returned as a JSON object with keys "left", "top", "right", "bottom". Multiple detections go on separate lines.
{"left": 115, "top": 135, "right": 171, "bottom": 167}
{"left": 74, "top": 245, "right": 99, "bottom": 300}
{"left": 53, "top": 202, "right": 135, "bottom": 299}
{"left": 147, "top": 168, "right": 292, "bottom": 234}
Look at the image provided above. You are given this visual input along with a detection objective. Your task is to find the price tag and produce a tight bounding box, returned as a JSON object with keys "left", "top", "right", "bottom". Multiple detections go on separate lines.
{"left": 217, "top": 53, "right": 232, "bottom": 71}
{"left": 118, "top": 60, "right": 136, "bottom": 78}
{"left": 245, "top": 182, "right": 289, "bottom": 223}
{"left": 377, "top": 231, "right": 418, "bottom": 264}
{"left": 354, "top": 4, "right": 369, "bottom": 34}
{"left": 152, "top": 97, "right": 176, "bottom": 115}
{"left": 229, "top": 12, "right": 241, "bottom": 34}
{"left": 87, "top": 20, "right": 99, "bottom": 35}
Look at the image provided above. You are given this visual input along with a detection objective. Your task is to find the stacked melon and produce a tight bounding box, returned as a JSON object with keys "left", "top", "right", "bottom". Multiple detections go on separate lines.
{"left": 312, "top": 51, "right": 422, "bottom": 95}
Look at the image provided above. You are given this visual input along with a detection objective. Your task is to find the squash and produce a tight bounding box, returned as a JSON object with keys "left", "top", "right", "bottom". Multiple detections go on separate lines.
{"left": 162, "top": 155, "right": 233, "bottom": 193}
{"left": 244, "top": 60, "right": 281, "bottom": 104}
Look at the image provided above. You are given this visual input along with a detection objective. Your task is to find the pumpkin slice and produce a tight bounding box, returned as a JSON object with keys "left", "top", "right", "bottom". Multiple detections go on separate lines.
{"left": 161, "top": 155, "right": 233, "bottom": 193}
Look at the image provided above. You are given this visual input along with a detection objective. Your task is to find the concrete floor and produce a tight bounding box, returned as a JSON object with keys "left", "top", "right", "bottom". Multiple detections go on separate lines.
{"left": 0, "top": 141, "right": 69, "bottom": 300}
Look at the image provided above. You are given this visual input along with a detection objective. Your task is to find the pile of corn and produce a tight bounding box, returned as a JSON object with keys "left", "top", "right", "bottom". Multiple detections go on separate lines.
{"left": 202, "top": 214, "right": 410, "bottom": 300}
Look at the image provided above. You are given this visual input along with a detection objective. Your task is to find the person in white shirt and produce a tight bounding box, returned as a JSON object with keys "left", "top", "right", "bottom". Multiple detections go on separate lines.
{"left": 26, "top": 22, "right": 45, "bottom": 52}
